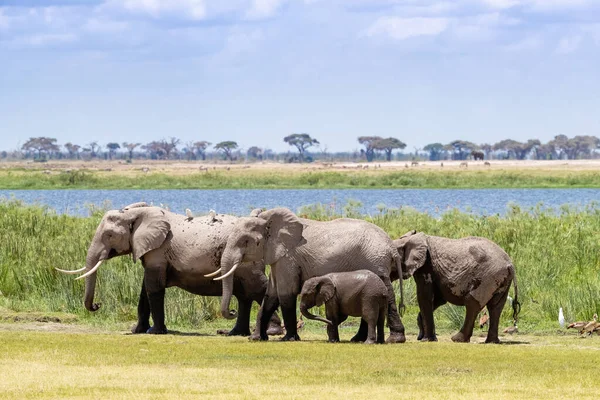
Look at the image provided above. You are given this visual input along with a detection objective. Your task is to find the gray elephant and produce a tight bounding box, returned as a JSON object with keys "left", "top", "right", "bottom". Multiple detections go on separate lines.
{"left": 394, "top": 230, "right": 520, "bottom": 343}
{"left": 208, "top": 207, "right": 405, "bottom": 343}
{"left": 57, "top": 202, "right": 281, "bottom": 336}
{"left": 300, "top": 270, "right": 388, "bottom": 344}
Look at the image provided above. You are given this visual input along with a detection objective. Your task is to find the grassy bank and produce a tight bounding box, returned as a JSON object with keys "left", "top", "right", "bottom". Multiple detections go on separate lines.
{"left": 1, "top": 200, "right": 599, "bottom": 334}
{"left": 1, "top": 328, "right": 599, "bottom": 399}
{"left": 3, "top": 167, "right": 600, "bottom": 189}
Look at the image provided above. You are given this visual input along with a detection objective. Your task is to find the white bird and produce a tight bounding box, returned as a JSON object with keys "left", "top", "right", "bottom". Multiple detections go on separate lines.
{"left": 208, "top": 209, "right": 216, "bottom": 222}
{"left": 185, "top": 208, "right": 194, "bottom": 220}
{"left": 559, "top": 307, "right": 565, "bottom": 328}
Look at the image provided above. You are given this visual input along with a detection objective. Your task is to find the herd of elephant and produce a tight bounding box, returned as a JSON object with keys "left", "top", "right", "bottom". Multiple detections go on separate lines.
{"left": 57, "top": 202, "right": 520, "bottom": 344}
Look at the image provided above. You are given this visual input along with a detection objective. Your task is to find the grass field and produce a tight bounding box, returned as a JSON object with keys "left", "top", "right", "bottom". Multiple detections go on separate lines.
{"left": 3, "top": 159, "right": 600, "bottom": 189}
{"left": 1, "top": 323, "right": 599, "bottom": 399}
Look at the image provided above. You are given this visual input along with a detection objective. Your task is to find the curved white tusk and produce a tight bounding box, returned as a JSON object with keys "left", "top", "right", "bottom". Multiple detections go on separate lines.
{"left": 204, "top": 268, "right": 222, "bottom": 278}
{"left": 75, "top": 260, "right": 104, "bottom": 281}
{"left": 55, "top": 266, "right": 87, "bottom": 275}
{"left": 213, "top": 263, "right": 239, "bottom": 281}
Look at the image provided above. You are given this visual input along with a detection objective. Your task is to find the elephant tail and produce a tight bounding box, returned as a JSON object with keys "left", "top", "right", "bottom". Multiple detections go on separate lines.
{"left": 510, "top": 264, "right": 521, "bottom": 323}
{"left": 394, "top": 253, "right": 405, "bottom": 317}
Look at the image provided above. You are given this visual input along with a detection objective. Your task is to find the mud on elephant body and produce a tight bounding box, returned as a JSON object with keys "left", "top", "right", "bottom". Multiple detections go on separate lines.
{"left": 394, "top": 231, "right": 520, "bottom": 343}
{"left": 213, "top": 207, "right": 406, "bottom": 343}
{"left": 300, "top": 270, "right": 388, "bottom": 344}
{"left": 57, "top": 203, "right": 281, "bottom": 336}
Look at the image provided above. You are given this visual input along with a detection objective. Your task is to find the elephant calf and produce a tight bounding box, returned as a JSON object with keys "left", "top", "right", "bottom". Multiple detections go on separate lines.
{"left": 300, "top": 270, "right": 388, "bottom": 344}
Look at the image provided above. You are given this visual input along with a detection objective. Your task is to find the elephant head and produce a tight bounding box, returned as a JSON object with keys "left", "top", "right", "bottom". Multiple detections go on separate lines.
{"left": 214, "top": 207, "right": 303, "bottom": 319}
{"left": 56, "top": 203, "right": 170, "bottom": 312}
{"left": 394, "top": 230, "right": 428, "bottom": 279}
{"left": 299, "top": 276, "right": 335, "bottom": 325}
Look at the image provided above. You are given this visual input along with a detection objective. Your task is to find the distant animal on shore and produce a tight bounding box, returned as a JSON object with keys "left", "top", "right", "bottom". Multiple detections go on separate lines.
{"left": 459, "top": 161, "right": 468, "bottom": 168}
{"left": 484, "top": 161, "right": 491, "bottom": 167}
{"left": 411, "top": 161, "right": 419, "bottom": 167}
{"left": 471, "top": 150, "right": 484, "bottom": 161}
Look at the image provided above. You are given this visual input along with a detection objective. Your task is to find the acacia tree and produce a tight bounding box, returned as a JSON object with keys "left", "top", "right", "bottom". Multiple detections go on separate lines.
{"left": 423, "top": 143, "right": 445, "bottom": 161}
{"left": 446, "top": 140, "right": 479, "bottom": 160}
{"left": 161, "top": 137, "right": 180, "bottom": 159}
{"left": 122, "top": 142, "right": 141, "bottom": 160}
{"left": 142, "top": 141, "right": 165, "bottom": 159}
{"left": 247, "top": 146, "right": 263, "bottom": 160}
{"left": 64, "top": 142, "right": 81, "bottom": 159}
{"left": 358, "top": 136, "right": 382, "bottom": 162}
{"left": 375, "top": 137, "right": 406, "bottom": 161}
{"left": 21, "top": 137, "right": 59, "bottom": 159}
{"left": 284, "top": 133, "right": 319, "bottom": 162}
{"left": 88, "top": 141, "right": 100, "bottom": 158}
{"left": 193, "top": 141, "right": 211, "bottom": 160}
{"left": 215, "top": 141, "right": 238, "bottom": 161}
{"left": 106, "top": 142, "right": 120, "bottom": 160}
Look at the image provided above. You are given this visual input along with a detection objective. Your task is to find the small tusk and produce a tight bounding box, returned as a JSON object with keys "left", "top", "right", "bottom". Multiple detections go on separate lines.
{"left": 204, "top": 268, "right": 222, "bottom": 278}
{"left": 55, "top": 266, "right": 87, "bottom": 275}
{"left": 213, "top": 263, "right": 239, "bottom": 281}
{"left": 75, "top": 260, "right": 104, "bottom": 281}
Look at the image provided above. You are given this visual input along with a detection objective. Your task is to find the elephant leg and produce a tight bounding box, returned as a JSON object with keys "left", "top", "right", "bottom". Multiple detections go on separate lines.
{"left": 227, "top": 296, "right": 252, "bottom": 336}
{"left": 266, "top": 311, "right": 284, "bottom": 336}
{"left": 485, "top": 290, "right": 509, "bottom": 344}
{"left": 364, "top": 318, "right": 377, "bottom": 345}
{"left": 417, "top": 291, "right": 447, "bottom": 340}
{"left": 327, "top": 320, "right": 341, "bottom": 343}
{"left": 256, "top": 291, "right": 280, "bottom": 341}
{"left": 279, "top": 294, "right": 300, "bottom": 341}
{"left": 350, "top": 319, "right": 368, "bottom": 343}
{"left": 451, "top": 297, "right": 480, "bottom": 343}
{"left": 415, "top": 274, "right": 436, "bottom": 341}
{"left": 131, "top": 281, "right": 151, "bottom": 334}
{"left": 143, "top": 265, "right": 168, "bottom": 334}
{"left": 376, "top": 305, "right": 386, "bottom": 344}
{"left": 381, "top": 275, "right": 406, "bottom": 344}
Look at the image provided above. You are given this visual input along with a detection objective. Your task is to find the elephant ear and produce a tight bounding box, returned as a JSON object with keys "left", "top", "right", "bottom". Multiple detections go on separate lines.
{"left": 260, "top": 208, "right": 304, "bottom": 265}
{"left": 315, "top": 277, "right": 335, "bottom": 306}
{"left": 402, "top": 232, "right": 428, "bottom": 277}
{"left": 129, "top": 208, "right": 170, "bottom": 262}
{"left": 122, "top": 202, "right": 148, "bottom": 211}
{"left": 249, "top": 208, "right": 264, "bottom": 217}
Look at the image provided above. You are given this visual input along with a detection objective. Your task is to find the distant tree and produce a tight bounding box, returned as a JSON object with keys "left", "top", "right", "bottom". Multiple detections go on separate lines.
{"left": 21, "top": 137, "right": 59, "bottom": 159}
{"left": 493, "top": 139, "right": 540, "bottom": 160}
{"left": 193, "top": 141, "right": 211, "bottom": 161}
{"left": 565, "top": 135, "right": 600, "bottom": 159}
{"left": 64, "top": 142, "right": 81, "bottom": 159}
{"left": 142, "top": 141, "right": 165, "bottom": 159}
{"left": 284, "top": 133, "right": 319, "bottom": 162}
{"left": 547, "top": 135, "right": 569, "bottom": 159}
{"left": 122, "top": 142, "right": 141, "bottom": 160}
{"left": 106, "top": 142, "right": 121, "bottom": 160}
{"left": 373, "top": 137, "right": 406, "bottom": 161}
{"left": 160, "top": 137, "right": 180, "bottom": 159}
{"left": 446, "top": 140, "right": 479, "bottom": 160}
{"left": 423, "top": 143, "right": 445, "bottom": 161}
{"left": 215, "top": 141, "right": 238, "bottom": 161}
{"left": 247, "top": 146, "right": 263, "bottom": 160}
{"left": 88, "top": 141, "right": 100, "bottom": 158}
{"left": 480, "top": 143, "right": 493, "bottom": 159}
{"left": 358, "top": 136, "right": 383, "bottom": 162}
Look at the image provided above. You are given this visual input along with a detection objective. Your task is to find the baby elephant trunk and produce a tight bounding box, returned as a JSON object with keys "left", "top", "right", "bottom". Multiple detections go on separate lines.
{"left": 300, "top": 303, "right": 332, "bottom": 326}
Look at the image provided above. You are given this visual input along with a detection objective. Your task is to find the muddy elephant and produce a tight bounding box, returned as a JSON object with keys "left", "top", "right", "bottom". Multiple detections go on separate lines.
{"left": 57, "top": 203, "right": 281, "bottom": 336}
{"left": 394, "top": 231, "right": 520, "bottom": 343}
{"left": 300, "top": 270, "right": 388, "bottom": 344}
{"left": 208, "top": 207, "right": 405, "bottom": 343}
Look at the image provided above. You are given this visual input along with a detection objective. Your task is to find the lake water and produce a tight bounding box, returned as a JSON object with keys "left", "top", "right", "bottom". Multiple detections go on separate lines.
{"left": 1, "top": 189, "right": 599, "bottom": 217}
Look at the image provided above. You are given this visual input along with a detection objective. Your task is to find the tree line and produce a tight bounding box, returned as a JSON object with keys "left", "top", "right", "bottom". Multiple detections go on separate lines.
{"left": 6, "top": 134, "right": 600, "bottom": 163}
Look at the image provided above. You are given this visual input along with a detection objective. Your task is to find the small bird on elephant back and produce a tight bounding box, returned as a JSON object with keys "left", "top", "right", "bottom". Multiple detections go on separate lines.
{"left": 394, "top": 231, "right": 520, "bottom": 344}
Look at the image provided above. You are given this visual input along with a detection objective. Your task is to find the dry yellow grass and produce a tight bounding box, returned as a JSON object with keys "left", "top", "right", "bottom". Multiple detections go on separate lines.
{"left": 1, "top": 323, "right": 599, "bottom": 399}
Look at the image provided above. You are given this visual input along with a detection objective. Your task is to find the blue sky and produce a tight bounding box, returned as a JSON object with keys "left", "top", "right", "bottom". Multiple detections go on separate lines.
{"left": 1, "top": 0, "right": 599, "bottom": 153}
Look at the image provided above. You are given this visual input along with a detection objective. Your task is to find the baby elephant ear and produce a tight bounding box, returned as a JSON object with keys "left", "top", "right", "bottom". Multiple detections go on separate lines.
{"left": 315, "top": 277, "right": 335, "bottom": 306}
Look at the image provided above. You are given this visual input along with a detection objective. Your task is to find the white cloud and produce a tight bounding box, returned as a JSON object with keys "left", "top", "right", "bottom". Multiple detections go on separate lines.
{"left": 555, "top": 35, "right": 582, "bottom": 54}
{"left": 84, "top": 18, "right": 129, "bottom": 33}
{"left": 481, "top": 0, "right": 521, "bottom": 9}
{"left": 112, "top": 0, "right": 207, "bottom": 20}
{"left": 3, "top": 33, "right": 77, "bottom": 48}
{"left": 504, "top": 35, "right": 542, "bottom": 51}
{"left": 245, "top": 0, "right": 286, "bottom": 20}
{"left": 366, "top": 16, "right": 449, "bottom": 40}
{"left": 0, "top": 9, "right": 9, "bottom": 30}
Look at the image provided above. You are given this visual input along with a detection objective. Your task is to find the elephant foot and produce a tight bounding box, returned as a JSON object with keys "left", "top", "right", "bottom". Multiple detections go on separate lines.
{"left": 146, "top": 325, "right": 168, "bottom": 335}
{"left": 280, "top": 333, "right": 300, "bottom": 342}
{"left": 419, "top": 336, "right": 438, "bottom": 342}
{"left": 386, "top": 332, "right": 406, "bottom": 344}
{"left": 328, "top": 337, "right": 340, "bottom": 343}
{"left": 350, "top": 332, "right": 368, "bottom": 343}
{"left": 364, "top": 338, "right": 378, "bottom": 345}
{"left": 266, "top": 323, "right": 285, "bottom": 336}
{"left": 249, "top": 333, "right": 268, "bottom": 341}
{"left": 131, "top": 323, "right": 151, "bottom": 334}
{"left": 227, "top": 327, "right": 251, "bottom": 337}
{"left": 417, "top": 332, "right": 424, "bottom": 341}
{"left": 451, "top": 332, "right": 470, "bottom": 343}
{"left": 485, "top": 336, "right": 500, "bottom": 344}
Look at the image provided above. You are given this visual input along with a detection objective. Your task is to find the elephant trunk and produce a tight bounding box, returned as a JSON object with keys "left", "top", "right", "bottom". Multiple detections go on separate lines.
{"left": 300, "top": 303, "right": 332, "bottom": 325}
{"left": 83, "top": 253, "right": 101, "bottom": 312}
{"left": 219, "top": 247, "right": 241, "bottom": 320}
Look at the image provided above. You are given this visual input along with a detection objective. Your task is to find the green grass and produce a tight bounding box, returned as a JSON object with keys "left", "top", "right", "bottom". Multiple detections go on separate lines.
{"left": 3, "top": 168, "right": 600, "bottom": 189}
{"left": 1, "top": 199, "right": 600, "bottom": 334}
{"left": 1, "top": 327, "right": 599, "bottom": 399}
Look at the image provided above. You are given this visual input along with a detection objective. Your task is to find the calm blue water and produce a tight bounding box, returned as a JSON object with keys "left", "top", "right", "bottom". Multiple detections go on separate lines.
{"left": 1, "top": 189, "right": 599, "bottom": 217}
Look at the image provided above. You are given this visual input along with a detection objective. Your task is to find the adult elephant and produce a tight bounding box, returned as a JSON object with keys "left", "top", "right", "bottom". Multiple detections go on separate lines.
{"left": 394, "top": 231, "right": 520, "bottom": 343}
{"left": 56, "top": 202, "right": 281, "bottom": 336}
{"left": 471, "top": 150, "right": 484, "bottom": 161}
{"left": 209, "top": 207, "right": 406, "bottom": 343}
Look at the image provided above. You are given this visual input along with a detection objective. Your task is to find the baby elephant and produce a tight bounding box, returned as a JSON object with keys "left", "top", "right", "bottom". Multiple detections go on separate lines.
{"left": 299, "top": 270, "right": 388, "bottom": 344}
